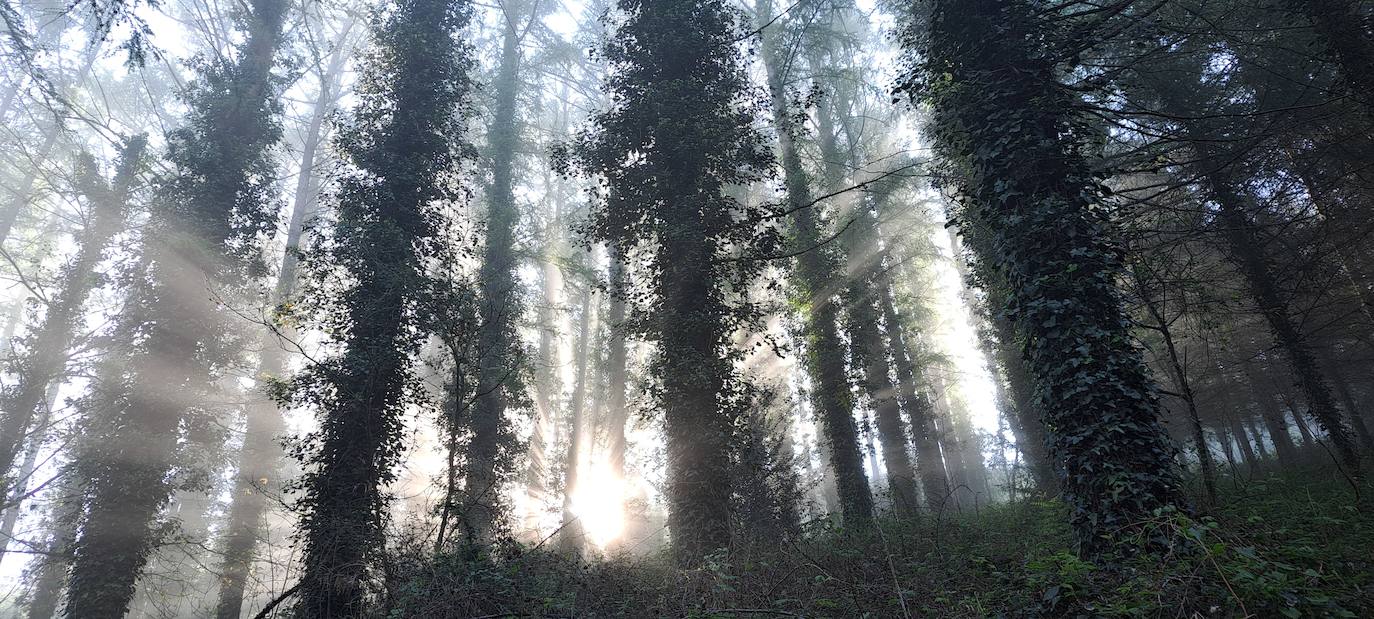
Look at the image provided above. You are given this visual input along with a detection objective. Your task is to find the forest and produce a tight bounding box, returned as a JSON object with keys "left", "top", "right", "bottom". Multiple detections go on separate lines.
{"left": 0, "top": 0, "right": 1372, "bottom": 616}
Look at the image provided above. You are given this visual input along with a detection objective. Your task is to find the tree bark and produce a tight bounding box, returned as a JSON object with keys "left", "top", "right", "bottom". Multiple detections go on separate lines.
{"left": 213, "top": 21, "right": 351, "bottom": 616}
{"left": 757, "top": 5, "right": 873, "bottom": 528}
{"left": 465, "top": 3, "right": 527, "bottom": 543}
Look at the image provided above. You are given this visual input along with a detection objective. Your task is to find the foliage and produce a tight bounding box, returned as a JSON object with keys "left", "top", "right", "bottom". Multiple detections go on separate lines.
{"left": 385, "top": 472, "right": 1372, "bottom": 617}
{"left": 556, "top": 0, "right": 784, "bottom": 564}
{"left": 282, "top": 0, "right": 477, "bottom": 612}
{"left": 895, "top": 0, "right": 1185, "bottom": 558}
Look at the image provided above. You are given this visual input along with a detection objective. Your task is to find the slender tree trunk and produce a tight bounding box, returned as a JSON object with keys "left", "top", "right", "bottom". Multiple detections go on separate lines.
{"left": 557, "top": 281, "right": 594, "bottom": 553}
{"left": 213, "top": 23, "right": 350, "bottom": 616}
{"left": 879, "top": 288, "right": 949, "bottom": 510}
{"left": 757, "top": 7, "right": 872, "bottom": 528}
{"left": 948, "top": 227, "right": 1056, "bottom": 494}
{"left": 0, "top": 139, "right": 143, "bottom": 501}
{"left": 1201, "top": 163, "right": 1362, "bottom": 474}
{"left": 524, "top": 158, "right": 566, "bottom": 535}
{"left": 465, "top": 6, "right": 526, "bottom": 542}
{"left": 1240, "top": 362, "right": 1300, "bottom": 464}
{"left": 809, "top": 56, "right": 919, "bottom": 516}
{"left": 605, "top": 250, "right": 629, "bottom": 482}
{"left": 1227, "top": 409, "right": 1257, "bottom": 466}
{"left": 25, "top": 482, "right": 81, "bottom": 619}
{"left": 1136, "top": 281, "right": 1217, "bottom": 504}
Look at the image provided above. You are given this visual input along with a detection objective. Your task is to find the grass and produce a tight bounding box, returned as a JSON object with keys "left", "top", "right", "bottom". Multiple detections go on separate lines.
{"left": 387, "top": 470, "right": 1374, "bottom": 617}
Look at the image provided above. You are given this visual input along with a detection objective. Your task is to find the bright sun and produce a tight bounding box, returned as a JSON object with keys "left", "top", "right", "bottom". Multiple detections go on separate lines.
{"left": 570, "top": 460, "right": 627, "bottom": 549}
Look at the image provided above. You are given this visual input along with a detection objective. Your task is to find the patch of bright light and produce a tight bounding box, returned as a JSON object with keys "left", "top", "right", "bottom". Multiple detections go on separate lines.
{"left": 570, "top": 460, "right": 626, "bottom": 549}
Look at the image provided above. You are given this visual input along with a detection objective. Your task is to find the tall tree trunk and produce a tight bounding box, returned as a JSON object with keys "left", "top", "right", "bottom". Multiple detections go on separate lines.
{"left": 293, "top": 0, "right": 474, "bottom": 611}
{"left": 524, "top": 156, "right": 566, "bottom": 535}
{"left": 465, "top": 4, "right": 527, "bottom": 542}
{"left": 757, "top": 5, "right": 872, "bottom": 528}
{"left": 808, "top": 52, "right": 919, "bottom": 516}
{"left": 24, "top": 481, "right": 81, "bottom": 619}
{"left": 909, "top": 0, "right": 1183, "bottom": 555}
{"left": 213, "top": 21, "right": 350, "bottom": 616}
{"left": 1226, "top": 408, "right": 1258, "bottom": 466}
{"left": 1239, "top": 360, "right": 1300, "bottom": 464}
{"left": 557, "top": 280, "right": 594, "bottom": 553}
{"left": 604, "top": 250, "right": 630, "bottom": 482}
{"left": 0, "top": 138, "right": 143, "bottom": 500}
{"left": 879, "top": 287, "right": 950, "bottom": 510}
{"left": 1201, "top": 162, "right": 1362, "bottom": 474}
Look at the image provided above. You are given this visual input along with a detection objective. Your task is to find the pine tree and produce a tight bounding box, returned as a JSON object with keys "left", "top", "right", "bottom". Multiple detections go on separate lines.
{"left": 756, "top": 0, "right": 873, "bottom": 528}
{"left": 213, "top": 17, "right": 356, "bottom": 617}
{"left": 464, "top": 0, "right": 537, "bottom": 542}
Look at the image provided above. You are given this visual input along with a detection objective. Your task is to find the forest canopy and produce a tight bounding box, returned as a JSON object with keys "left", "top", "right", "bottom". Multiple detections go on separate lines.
{"left": 0, "top": 0, "right": 1372, "bottom": 616}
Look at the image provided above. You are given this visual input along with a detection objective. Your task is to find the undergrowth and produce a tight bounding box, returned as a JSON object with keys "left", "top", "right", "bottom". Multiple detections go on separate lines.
{"left": 385, "top": 472, "right": 1373, "bottom": 617}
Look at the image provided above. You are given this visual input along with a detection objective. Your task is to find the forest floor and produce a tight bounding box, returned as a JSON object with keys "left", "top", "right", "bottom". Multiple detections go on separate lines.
{"left": 391, "top": 469, "right": 1373, "bottom": 618}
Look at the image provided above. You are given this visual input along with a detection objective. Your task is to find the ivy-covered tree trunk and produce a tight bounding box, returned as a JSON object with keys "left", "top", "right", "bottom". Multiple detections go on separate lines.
{"left": 757, "top": 6, "right": 873, "bottom": 527}
{"left": 563, "top": 0, "right": 778, "bottom": 565}
{"left": 902, "top": 0, "right": 1182, "bottom": 556}
{"left": 465, "top": 2, "right": 528, "bottom": 543}
{"left": 291, "top": 0, "right": 474, "bottom": 612}
{"left": 62, "top": 0, "right": 287, "bottom": 612}
{"left": 213, "top": 23, "right": 351, "bottom": 617}
{"left": 0, "top": 137, "right": 143, "bottom": 498}
{"left": 948, "top": 227, "right": 1056, "bottom": 494}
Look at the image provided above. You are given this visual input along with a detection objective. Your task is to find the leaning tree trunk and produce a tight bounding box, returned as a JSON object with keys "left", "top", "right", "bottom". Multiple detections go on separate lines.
{"left": 906, "top": 0, "right": 1182, "bottom": 556}
{"left": 0, "top": 137, "right": 143, "bottom": 500}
